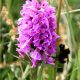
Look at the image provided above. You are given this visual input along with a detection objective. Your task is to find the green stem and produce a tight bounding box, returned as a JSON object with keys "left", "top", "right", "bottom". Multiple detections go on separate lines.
{"left": 56, "top": 0, "right": 63, "bottom": 80}
{"left": 46, "top": 64, "right": 56, "bottom": 80}
{"left": 31, "top": 68, "right": 37, "bottom": 80}
{"left": 57, "top": 0, "right": 63, "bottom": 35}
{"left": 37, "top": 56, "right": 46, "bottom": 80}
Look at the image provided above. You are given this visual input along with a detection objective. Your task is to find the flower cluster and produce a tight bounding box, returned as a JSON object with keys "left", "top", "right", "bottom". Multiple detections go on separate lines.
{"left": 17, "top": 0, "right": 59, "bottom": 67}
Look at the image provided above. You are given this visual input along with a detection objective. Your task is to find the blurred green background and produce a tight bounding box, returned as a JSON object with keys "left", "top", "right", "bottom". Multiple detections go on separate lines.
{"left": 0, "top": 0, "right": 80, "bottom": 80}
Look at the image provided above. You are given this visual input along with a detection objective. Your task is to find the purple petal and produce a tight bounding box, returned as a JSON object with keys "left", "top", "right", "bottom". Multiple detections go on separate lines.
{"left": 46, "top": 56, "right": 54, "bottom": 64}
{"left": 16, "top": 48, "right": 24, "bottom": 58}
{"left": 30, "top": 50, "right": 42, "bottom": 60}
{"left": 31, "top": 59, "right": 37, "bottom": 68}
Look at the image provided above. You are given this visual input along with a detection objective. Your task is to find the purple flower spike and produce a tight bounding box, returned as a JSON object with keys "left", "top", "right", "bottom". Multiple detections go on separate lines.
{"left": 17, "top": 0, "right": 59, "bottom": 67}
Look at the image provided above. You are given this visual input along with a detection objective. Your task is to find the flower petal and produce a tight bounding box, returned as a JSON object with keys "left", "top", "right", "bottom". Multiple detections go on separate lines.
{"left": 30, "top": 50, "right": 42, "bottom": 60}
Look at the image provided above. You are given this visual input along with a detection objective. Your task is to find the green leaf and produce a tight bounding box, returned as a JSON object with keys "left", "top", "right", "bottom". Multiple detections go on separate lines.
{"left": 77, "top": 47, "right": 80, "bottom": 80}
{"left": 8, "top": 73, "right": 13, "bottom": 80}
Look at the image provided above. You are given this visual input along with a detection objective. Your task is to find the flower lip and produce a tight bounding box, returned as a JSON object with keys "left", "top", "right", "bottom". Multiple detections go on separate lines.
{"left": 30, "top": 50, "right": 42, "bottom": 60}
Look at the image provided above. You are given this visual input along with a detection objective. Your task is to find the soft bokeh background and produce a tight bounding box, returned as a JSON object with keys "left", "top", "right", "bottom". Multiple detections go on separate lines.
{"left": 0, "top": 0, "right": 80, "bottom": 80}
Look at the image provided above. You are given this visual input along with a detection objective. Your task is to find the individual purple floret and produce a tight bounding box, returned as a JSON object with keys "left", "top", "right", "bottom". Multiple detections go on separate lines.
{"left": 17, "top": 0, "right": 59, "bottom": 67}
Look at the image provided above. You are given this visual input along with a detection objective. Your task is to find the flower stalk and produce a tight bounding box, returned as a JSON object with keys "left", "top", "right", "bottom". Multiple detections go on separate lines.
{"left": 57, "top": 0, "right": 63, "bottom": 35}
{"left": 55, "top": 0, "right": 63, "bottom": 80}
